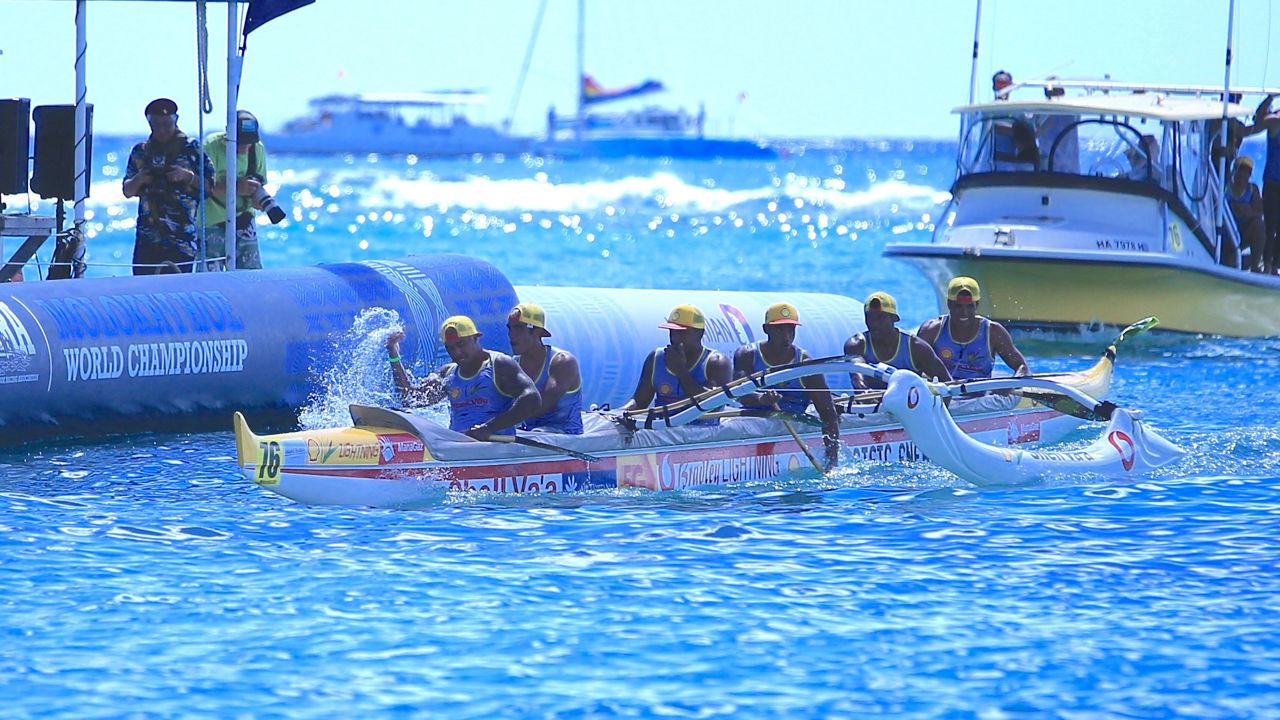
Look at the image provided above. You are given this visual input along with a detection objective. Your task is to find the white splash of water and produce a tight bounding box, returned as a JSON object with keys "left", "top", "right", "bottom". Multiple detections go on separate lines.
{"left": 297, "top": 307, "right": 406, "bottom": 430}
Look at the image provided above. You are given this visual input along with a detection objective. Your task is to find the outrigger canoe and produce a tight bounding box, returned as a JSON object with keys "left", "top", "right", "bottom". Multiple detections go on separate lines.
{"left": 233, "top": 321, "right": 1166, "bottom": 508}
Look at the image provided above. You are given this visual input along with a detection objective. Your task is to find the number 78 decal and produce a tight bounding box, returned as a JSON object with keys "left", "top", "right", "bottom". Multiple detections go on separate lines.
{"left": 256, "top": 441, "right": 283, "bottom": 485}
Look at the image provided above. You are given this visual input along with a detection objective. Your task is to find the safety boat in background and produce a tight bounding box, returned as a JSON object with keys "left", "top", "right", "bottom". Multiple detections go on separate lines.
{"left": 884, "top": 78, "right": 1280, "bottom": 337}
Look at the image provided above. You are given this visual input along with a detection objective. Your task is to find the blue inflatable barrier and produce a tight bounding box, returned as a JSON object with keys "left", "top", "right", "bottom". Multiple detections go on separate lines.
{"left": 514, "top": 286, "right": 862, "bottom": 406}
{"left": 0, "top": 254, "right": 864, "bottom": 443}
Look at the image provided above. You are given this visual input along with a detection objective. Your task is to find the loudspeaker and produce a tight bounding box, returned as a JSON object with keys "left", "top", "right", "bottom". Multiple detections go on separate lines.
{"left": 31, "top": 104, "right": 93, "bottom": 201}
{"left": 0, "top": 98, "right": 30, "bottom": 195}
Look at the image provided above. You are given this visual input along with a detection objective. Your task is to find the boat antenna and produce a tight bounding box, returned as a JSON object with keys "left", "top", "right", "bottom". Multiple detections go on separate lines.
{"left": 967, "top": 0, "right": 982, "bottom": 105}
{"left": 505, "top": 0, "right": 549, "bottom": 132}
{"left": 1216, "top": 0, "right": 1238, "bottom": 268}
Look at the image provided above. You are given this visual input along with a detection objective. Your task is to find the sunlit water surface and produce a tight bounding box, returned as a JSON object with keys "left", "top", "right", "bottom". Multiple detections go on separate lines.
{"left": 3, "top": 141, "right": 1279, "bottom": 718}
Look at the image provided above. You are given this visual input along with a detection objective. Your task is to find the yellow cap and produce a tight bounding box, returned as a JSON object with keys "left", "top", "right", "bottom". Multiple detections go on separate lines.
{"left": 440, "top": 315, "right": 482, "bottom": 342}
{"left": 864, "top": 291, "right": 899, "bottom": 319}
{"left": 508, "top": 303, "right": 551, "bottom": 337}
{"left": 946, "top": 276, "right": 981, "bottom": 302}
{"left": 1237, "top": 156, "right": 1255, "bottom": 172}
{"left": 764, "top": 302, "right": 801, "bottom": 325}
{"left": 658, "top": 304, "right": 706, "bottom": 330}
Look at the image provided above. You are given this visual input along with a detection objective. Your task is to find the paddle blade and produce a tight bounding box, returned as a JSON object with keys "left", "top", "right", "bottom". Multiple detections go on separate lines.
{"left": 1116, "top": 316, "right": 1159, "bottom": 345}
{"left": 1022, "top": 390, "right": 1115, "bottom": 422}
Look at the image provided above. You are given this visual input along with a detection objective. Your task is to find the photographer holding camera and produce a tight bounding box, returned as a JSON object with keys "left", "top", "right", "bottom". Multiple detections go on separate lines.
{"left": 203, "top": 110, "right": 286, "bottom": 271}
{"left": 122, "top": 98, "right": 215, "bottom": 275}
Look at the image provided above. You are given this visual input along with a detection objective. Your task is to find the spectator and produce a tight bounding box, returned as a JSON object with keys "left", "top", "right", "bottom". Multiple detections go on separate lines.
{"left": 121, "top": 98, "right": 214, "bottom": 275}
{"left": 1229, "top": 156, "right": 1267, "bottom": 272}
{"left": 992, "top": 70, "right": 1013, "bottom": 101}
{"left": 204, "top": 110, "right": 280, "bottom": 270}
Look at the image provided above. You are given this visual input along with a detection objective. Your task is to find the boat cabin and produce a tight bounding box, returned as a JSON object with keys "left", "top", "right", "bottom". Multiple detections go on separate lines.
{"left": 283, "top": 91, "right": 493, "bottom": 135}
{"left": 948, "top": 82, "right": 1255, "bottom": 266}
{"left": 547, "top": 104, "right": 707, "bottom": 141}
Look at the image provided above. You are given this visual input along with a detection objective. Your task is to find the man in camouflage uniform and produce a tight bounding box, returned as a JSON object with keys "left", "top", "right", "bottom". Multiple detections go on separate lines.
{"left": 122, "top": 98, "right": 214, "bottom": 275}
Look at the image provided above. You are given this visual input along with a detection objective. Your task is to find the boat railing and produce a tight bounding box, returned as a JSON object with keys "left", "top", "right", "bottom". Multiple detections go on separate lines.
{"left": 1204, "top": 171, "right": 1245, "bottom": 269}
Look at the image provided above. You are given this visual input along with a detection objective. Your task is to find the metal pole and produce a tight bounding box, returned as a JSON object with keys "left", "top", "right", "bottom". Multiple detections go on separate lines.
{"left": 225, "top": 0, "right": 240, "bottom": 270}
{"left": 1216, "top": 0, "right": 1237, "bottom": 267}
{"left": 575, "top": 0, "right": 584, "bottom": 141}
{"left": 73, "top": 0, "right": 88, "bottom": 274}
{"left": 959, "top": 0, "right": 983, "bottom": 179}
{"left": 967, "top": 0, "right": 982, "bottom": 105}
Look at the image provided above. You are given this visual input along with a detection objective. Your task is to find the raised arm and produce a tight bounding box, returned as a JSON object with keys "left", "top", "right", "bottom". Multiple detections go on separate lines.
{"left": 385, "top": 331, "right": 445, "bottom": 407}
{"left": 665, "top": 348, "right": 730, "bottom": 400}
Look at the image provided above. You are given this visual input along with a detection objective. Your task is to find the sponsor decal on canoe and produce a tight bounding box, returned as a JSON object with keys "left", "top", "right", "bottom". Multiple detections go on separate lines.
{"left": 849, "top": 440, "right": 926, "bottom": 463}
{"left": 450, "top": 475, "right": 566, "bottom": 493}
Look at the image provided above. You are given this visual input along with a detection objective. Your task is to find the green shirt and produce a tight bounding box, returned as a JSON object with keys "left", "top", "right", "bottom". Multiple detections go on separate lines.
{"left": 202, "top": 132, "right": 269, "bottom": 227}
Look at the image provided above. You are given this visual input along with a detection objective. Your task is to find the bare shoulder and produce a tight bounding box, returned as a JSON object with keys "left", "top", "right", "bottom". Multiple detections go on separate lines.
{"left": 909, "top": 334, "right": 939, "bottom": 354}
{"left": 917, "top": 317, "right": 943, "bottom": 340}
{"left": 988, "top": 319, "right": 1016, "bottom": 342}
{"left": 550, "top": 348, "right": 581, "bottom": 373}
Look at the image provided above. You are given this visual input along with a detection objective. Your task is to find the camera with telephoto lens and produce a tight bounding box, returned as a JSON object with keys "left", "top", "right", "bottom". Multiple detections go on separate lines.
{"left": 250, "top": 181, "right": 287, "bottom": 224}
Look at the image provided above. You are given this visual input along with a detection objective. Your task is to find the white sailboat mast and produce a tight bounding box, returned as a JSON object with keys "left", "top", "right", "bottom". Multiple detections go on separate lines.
{"left": 575, "top": 0, "right": 585, "bottom": 141}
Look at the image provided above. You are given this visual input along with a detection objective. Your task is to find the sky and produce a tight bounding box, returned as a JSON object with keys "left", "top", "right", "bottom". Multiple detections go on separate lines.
{"left": 3, "top": 0, "right": 1280, "bottom": 140}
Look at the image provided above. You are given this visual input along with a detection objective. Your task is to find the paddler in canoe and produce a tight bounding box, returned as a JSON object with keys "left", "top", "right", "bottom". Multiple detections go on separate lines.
{"left": 385, "top": 315, "right": 542, "bottom": 440}
{"left": 732, "top": 301, "right": 841, "bottom": 469}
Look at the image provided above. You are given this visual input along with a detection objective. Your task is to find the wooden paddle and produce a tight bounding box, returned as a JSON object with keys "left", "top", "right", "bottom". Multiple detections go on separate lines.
{"left": 773, "top": 403, "right": 824, "bottom": 474}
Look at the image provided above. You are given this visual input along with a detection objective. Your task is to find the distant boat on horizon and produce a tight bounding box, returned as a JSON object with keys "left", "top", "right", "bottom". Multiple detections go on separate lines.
{"left": 539, "top": 74, "right": 773, "bottom": 160}
{"left": 527, "top": 0, "right": 773, "bottom": 161}
{"left": 263, "top": 90, "right": 534, "bottom": 157}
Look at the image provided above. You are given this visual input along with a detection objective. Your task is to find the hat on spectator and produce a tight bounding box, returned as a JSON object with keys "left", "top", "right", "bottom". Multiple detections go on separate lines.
{"left": 145, "top": 98, "right": 178, "bottom": 117}
{"left": 236, "top": 110, "right": 260, "bottom": 144}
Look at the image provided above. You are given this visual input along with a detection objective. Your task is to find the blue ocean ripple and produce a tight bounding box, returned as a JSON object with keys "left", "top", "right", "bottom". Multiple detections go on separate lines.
{"left": 7, "top": 146, "right": 1280, "bottom": 717}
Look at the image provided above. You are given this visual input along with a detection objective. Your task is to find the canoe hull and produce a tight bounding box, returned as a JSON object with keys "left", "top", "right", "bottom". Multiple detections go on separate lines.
{"left": 237, "top": 403, "right": 1082, "bottom": 507}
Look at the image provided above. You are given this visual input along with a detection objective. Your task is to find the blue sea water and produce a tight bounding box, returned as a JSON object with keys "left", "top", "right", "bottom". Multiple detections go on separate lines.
{"left": 3, "top": 140, "right": 1280, "bottom": 718}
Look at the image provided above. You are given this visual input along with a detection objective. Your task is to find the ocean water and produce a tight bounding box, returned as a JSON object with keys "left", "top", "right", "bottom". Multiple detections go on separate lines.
{"left": 3, "top": 140, "right": 1280, "bottom": 718}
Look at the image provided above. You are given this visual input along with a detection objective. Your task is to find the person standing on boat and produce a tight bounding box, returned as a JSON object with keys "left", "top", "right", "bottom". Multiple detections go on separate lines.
{"left": 992, "top": 70, "right": 1013, "bottom": 101}
{"left": 844, "top": 291, "right": 950, "bottom": 390}
{"left": 620, "top": 304, "right": 732, "bottom": 426}
{"left": 122, "top": 98, "right": 215, "bottom": 275}
{"left": 506, "top": 303, "right": 584, "bottom": 435}
{"left": 203, "top": 110, "right": 276, "bottom": 270}
{"left": 916, "top": 277, "right": 1029, "bottom": 380}
{"left": 1255, "top": 95, "right": 1280, "bottom": 273}
{"left": 1229, "top": 156, "right": 1267, "bottom": 273}
{"left": 733, "top": 302, "right": 841, "bottom": 468}
{"left": 384, "top": 316, "right": 541, "bottom": 441}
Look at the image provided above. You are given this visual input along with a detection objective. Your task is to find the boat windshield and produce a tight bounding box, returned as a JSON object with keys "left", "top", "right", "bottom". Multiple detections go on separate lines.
{"left": 959, "top": 113, "right": 1178, "bottom": 191}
